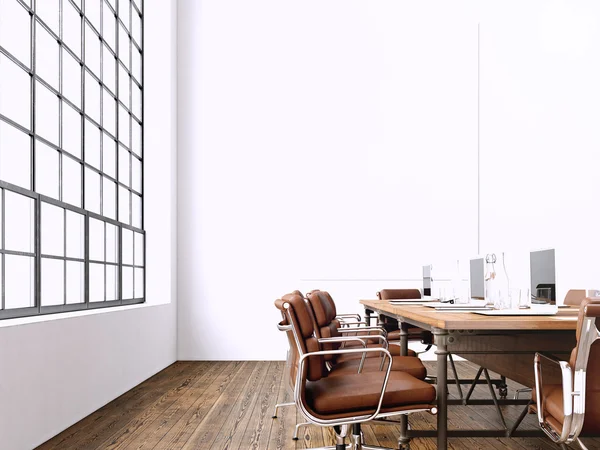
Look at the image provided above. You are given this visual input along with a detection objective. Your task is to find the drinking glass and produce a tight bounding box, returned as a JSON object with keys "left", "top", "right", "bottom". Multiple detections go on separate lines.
{"left": 518, "top": 288, "right": 531, "bottom": 309}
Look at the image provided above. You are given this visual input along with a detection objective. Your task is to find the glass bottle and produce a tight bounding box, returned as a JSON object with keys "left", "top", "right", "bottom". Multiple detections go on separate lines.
{"left": 452, "top": 259, "right": 462, "bottom": 302}
{"left": 494, "top": 252, "right": 510, "bottom": 309}
{"left": 484, "top": 254, "right": 496, "bottom": 307}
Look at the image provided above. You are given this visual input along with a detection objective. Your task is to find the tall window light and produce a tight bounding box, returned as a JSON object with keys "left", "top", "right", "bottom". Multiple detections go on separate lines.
{"left": 0, "top": 0, "right": 144, "bottom": 319}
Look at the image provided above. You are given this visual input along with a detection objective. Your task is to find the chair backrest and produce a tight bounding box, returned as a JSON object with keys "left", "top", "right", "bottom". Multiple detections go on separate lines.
{"left": 377, "top": 288, "right": 422, "bottom": 300}
{"left": 275, "top": 290, "right": 304, "bottom": 390}
{"left": 305, "top": 290, "right": 342, "bottom": 361}
{"left": 569, "top": 298, "right": 600, "bottom": 435}
{"left": 274, "top": 292, "right": 327, "bottom": 383}
{"left": 563, "top": 289, "right": 587, "bottom": 306}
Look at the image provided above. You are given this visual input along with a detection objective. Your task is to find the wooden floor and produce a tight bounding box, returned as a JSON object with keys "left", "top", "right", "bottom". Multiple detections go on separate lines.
{"left": 37, "top": 360, "right": 600, "bottom": 450}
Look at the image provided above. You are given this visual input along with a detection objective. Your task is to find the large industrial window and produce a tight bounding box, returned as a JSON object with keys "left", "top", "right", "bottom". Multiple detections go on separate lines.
{"left": 0, "top": 0, "right": 144, "bottom": 319}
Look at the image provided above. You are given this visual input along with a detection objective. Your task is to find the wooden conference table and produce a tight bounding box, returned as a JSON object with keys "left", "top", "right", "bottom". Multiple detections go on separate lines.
{"left": 359, "top": 300, "right": 580, "bottom": 450}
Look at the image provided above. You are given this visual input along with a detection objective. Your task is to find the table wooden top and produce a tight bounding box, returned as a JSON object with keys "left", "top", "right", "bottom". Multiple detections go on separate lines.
{"left": 360, "top": 299, "right": 580, "bottom": 331}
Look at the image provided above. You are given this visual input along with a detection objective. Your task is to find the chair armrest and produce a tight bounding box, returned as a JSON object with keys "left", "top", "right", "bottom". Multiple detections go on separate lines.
{"left": 338, "top": 321, "right": 369, "bottom": 328}
{"left": 296, "top": 346, "right": 394, "bottom": 425}
{"left": 318, "top": 336, "right": 367, "bottom": 347}
{"left": 337, "top": 326, "right": 386, "bottom": 336}
{"left": 534, "top": 352, "right": 573, "bottom": 443}
{"left": 336, "top": 313, "right": 362, "bottom": 322}
{"left": 319, "top": 336, "right": 368, "bottom": 372}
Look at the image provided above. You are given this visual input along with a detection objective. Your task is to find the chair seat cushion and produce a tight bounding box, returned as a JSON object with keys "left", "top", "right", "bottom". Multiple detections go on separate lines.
{"left": 330, "top": 355, "right": 427, "bottom": 380}
{"left": 306, "top": 370, "right": 436, "bottom": 418}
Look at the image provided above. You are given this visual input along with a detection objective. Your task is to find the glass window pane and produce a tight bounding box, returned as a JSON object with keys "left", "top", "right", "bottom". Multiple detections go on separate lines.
{"left": 132, "top": 193, "right": 141, "bottom": 228}
{"left": 41, "top": 258, "right": 64, "bottom": 306}
{"left": 132, "top": 120, "right": 141, "bottom": 157}
{"left": 103, "top": 45, "right": 116, "bottom": 93}
{"left": 118, "top": 65, "right": 129, "bottom": 109}
{"left": 0, "top": 121, "right": 31, "bottom": 190}
{"left": 85, "top": 24, "right": 100, "bottom": 77}
{"left": 122, "top": 266, "right": 133, "bottom": 299}
{"left": 106, "top": 264, "right": 118, "bottom": 300}
{"left": 0, "top": 0, "right": 31, "bottom": 66}
{"left": 122, "top": 227, "right": 133, "bottom": 264}
{"left": 41, "top": 202, "right": 64, "bottom": 256}
{"left": 134, "top": 267, "right": 143, "bottom": 298}
{"left": 36, "top": 0, "right": 60, "bottom": 33}
{"left": 103, "top": 2, "right": 116, "bottom": 51}
{"left": 63, "top": 2, "right": 81, "bottom": 59}
{"left": 132, "top": 10, "right": 141, "bottom": 46}
{"left": 134, "top": 232, "right": 144, "bottom": 266}
{"left": 36, "top": 22, "right": 60, "bottom": 91}
{"left": 118, "top": 185, "right": 129, "bottom": 224}
{"left": 103, "top": 177, "right": 116, "bottom": 219}
{"left": 131, "top": 156, "right": 141, "bottom": 192}
{"left": 84, "top": 71, "right": 100, "bottom": 123}
{"left": 63, "top": 50, "right": 82, "bottom": 109}
{"left": 62, "top": 103, "right": 82, "bottom": 158}
{"left": 132, "top": 48, "right": 141, "bottom": 83}
{"left": 118, "top": 145, "right": 130, "bottom": 186}
{"left": 103, "top": 90, "right": 116, "bottom": 136}
{"left": 118, "top": 104, "right": 129, "bottom": 147}
{"left": 66, "top": 210, "right": 84, "bottom": 258}
{"left": 35, "top": 82, "right": 60, "bottom": 146}
{"left": 84, "top": 167, "right": 100, "bottom": 213}
{"left": 66, "top": 261, "right": 84, "bottom": 304}
{"left": 0, "top": 55, "right": 31, "bottom": 129}
{"left": 85, "top": 0, "right": 101, "bottom": 33}
{"left": 36, "top": 140, "right": 60, "bottom": 199}
{"left": 89, "top": 218, "right": 104, "bottom": 261}
{"left": 63, "top": 156, "right": 82, "bottom": 207}
{"left": 118, "top": 26, "right": 130, "bottom": 71}
{"left": 84, "top": 119, "right": 101, "bottom": 169}
{"left": 106, "top": 223, "right": 118, "bottom": 263}
{"left": 5, "top": 255, "right": 34, "bottom": 309}
{"left": 119, "top": 0, "right": 130, "bottom": 31}
{"left": 102, "top": 133, "right": 116, "bottom": 177}
{"left": 5, "top": 191, "right": 34, "bottom": 253}
{"left": 89, "top": 262, "right": 104, "bottom": 302}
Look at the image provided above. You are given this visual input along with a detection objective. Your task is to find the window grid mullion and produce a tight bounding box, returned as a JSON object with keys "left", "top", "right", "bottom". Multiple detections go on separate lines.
{"left": 1, "top": 189, "right": 5, "bottom": 311}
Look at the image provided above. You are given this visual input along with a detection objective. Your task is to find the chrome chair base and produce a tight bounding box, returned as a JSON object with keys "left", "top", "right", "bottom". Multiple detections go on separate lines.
{"left": 272, "top": 401, "right": 294, "bottom": 418}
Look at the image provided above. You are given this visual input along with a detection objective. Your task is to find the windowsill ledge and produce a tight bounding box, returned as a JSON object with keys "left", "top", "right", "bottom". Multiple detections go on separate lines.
{"left": 0, "top": 301, "right": 171, "bottom": 329}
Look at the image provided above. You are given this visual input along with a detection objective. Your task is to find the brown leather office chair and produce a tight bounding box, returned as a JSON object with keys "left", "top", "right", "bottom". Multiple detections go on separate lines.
{"left": 534, "top": 297, "right": 600, "bottom": 450}
{"left": 564, "top": 289, "right": 589, "bottom": 306}
{"left": 275, "top": 292, "right": 437, "bottom": 450}
{"left": 305, "top": 289, "right": 427, "bottom": 379}
{"left": 375, "top": 289, "right": 433, "bottom": 350}
{"left": 307, "top": 289, "right": 411, "bottom": 357}
{"left": 515, "top": 289, "right": 596, "bottom": 401}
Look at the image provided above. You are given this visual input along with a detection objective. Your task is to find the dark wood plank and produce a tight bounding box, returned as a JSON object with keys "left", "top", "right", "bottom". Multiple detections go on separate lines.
{"left": 113, "top": 361, "right": 228, "bottom": 450}
{"left": 153, "top": 360, "right": 247, "bottom": 449}
{"left": 36, "top": 361, "right": 199, "bottom": 450}
{"left": 233, "top": 361, "right": 282, "bottom": 450}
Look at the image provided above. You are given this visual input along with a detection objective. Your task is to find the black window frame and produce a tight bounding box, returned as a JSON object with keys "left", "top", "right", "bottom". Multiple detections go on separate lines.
{"left": 0, "top": 0, "right": 145, "bottom": 320}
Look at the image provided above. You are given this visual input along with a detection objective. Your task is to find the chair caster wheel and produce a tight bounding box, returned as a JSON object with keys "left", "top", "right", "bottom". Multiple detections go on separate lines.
{"left": 499, "top": 387, "right": 508, "bottom": 399}
{"left": 399, "top": 444, "right": 411, "bottom": 450}
{"left": 271, "top": 415, "right": 277, "bottom": 419}
{"left": 292, "top": 437, "right": 299, "bottom": 441}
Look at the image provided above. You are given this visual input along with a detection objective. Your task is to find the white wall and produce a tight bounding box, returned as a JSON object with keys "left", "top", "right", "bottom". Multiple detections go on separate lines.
{"left": 177, "top": 0, "right": 478, "bottom": 360}
{"left": 478, "top": 0, "right": 600, "bottom": 302}
{"left": 0, "top": 1, "right": 179, "bottom": 448}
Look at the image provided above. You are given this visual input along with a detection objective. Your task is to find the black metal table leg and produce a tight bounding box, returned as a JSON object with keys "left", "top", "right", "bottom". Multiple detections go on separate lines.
{"left": 434, "top": 328, "right": 449, "bottom": 450}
